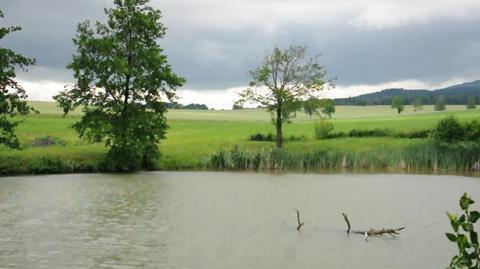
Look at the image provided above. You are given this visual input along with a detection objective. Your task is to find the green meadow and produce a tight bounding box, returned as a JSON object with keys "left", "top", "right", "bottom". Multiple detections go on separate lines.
{"left": 0, "top": 101, "right": 479, "bottom": 174}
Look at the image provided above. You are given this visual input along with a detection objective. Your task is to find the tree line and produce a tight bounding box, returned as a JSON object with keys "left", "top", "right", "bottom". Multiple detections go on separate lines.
{"left": 166, "top": 102, "right": 209, "bottom": 110}
{"left": 335, "top": 86, "right": 480, "bottom": 106}
{"left": 391, "top": 95, "right": 475, "bottom": 114}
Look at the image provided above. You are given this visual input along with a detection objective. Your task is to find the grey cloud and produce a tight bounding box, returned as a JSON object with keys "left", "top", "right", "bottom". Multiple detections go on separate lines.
{"left": 1, "top": 0, "right": 480, "bottom": 90}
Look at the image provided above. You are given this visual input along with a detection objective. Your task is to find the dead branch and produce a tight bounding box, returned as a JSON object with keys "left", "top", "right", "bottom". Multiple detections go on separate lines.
{"left": 341, "top": 213, "right": 404, "bottom": 238}
{"left": 296, "top": 210, "right": 305, "bottom": 231}
{"left": 352, "top": 227, "right": 405, "bottom": 237}
{"left": 342, "top": 213, "right": 351, "bottom": 233}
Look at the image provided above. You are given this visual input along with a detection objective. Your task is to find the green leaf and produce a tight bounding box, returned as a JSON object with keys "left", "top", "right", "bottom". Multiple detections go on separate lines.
{"left": 470, "top": 231, "right": 478, "bottom": 245}
{"left": 460, "top": 193, "right": 474, "bottom": 210}
{"left": 462, "top": 223, "right": 474, "bottom": 232}
{"left": 470, "top": 211, "right": 480, "bottom": 223}
{"left": 448, "top": 212, "right": 461, "bottom": 232}
{"left": 458, "top": 234, "right": 470, "bottom": 249}
{"left": 446, "top": 233, "right": 457, "bottom": 242}
{"left": 448, "top": 212, "right": 458, "bottom": 222}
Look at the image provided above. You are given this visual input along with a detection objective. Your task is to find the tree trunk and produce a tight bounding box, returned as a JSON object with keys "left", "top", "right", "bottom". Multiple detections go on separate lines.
{"left": 276, "top": 105, "right": 283, "bottom": 148}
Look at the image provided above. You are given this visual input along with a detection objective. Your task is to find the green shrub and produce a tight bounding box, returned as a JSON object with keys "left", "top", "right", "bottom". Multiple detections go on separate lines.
{"left": 248, "top": 133, "right": 275, "bottom": 141}
{"left": 434, "top": 116, "right": 465, "bottom": 143}
{"left": 395, "top": 129, "right": 431, "bottom": 139}
{"left": 315, "top": 126, "right": 432, "bottom": 140}
{"left": 446, "top": 193, "right": 479, "bottom": 269}
{"left": 314, "top": 119, "right": 338, "bottom": 139}
{"left": 248, "top": 133, "right": 306, "bottom": 142}
{"left": 25, "top": 155, "right": 100, "bottom": 174}
{"left": 286, "top": 135, "right": 307, "bottom": 142}
{"left": 464, "top": 119, "right": 480, "bottom": 142}
{"left": 348, "top": 128, "right": 391, "bottom": 137}
{"left": 31, "top": 135, "right": 67, "bottom": 147}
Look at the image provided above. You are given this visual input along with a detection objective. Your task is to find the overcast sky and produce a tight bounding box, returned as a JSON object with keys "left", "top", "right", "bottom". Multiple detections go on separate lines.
{"left": 2, "top": 0, "right": 480, "bottom": 108}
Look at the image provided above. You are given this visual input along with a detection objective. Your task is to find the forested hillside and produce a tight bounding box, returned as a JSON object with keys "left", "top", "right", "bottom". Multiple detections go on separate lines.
{"left": 335, "top": 80, "right": 480, "bottom": 105}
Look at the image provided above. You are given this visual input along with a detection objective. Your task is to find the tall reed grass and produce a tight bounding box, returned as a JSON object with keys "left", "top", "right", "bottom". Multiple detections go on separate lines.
{"left": 207, "top": 142, "right": 480, "bottom": 173}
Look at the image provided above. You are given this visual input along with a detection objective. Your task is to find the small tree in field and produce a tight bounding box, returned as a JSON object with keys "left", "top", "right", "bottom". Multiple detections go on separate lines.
{"left": 0, "top": 10, "right": 36, "bottom": 148}
{"left": 302, "top": 97, "right": 322, "bottom": 117}
{"left": 54, "top": 0, "right": 185, "bottom": 171}
{"left": 435, "top": 96, "right": 446, "bottom": 111}
{"left": 413, "top": 97, "right": 423, "bottom": 112}
{"left": 391, "top": 96, "right": 404, "bottom": 114}
{"left": 320, "top": 99, "right": 335, "bottom": 118}
{"left": 232, "top": 103, "right": 243, "bottom": 110}
{"left": 237, "top": 45, "right": 330, "bottom": 148}
{"left": 303, "top": 98, "right": 335, "bottom": 118}
{"left": 467, "top": 96, "right": 476, "bottom": 110}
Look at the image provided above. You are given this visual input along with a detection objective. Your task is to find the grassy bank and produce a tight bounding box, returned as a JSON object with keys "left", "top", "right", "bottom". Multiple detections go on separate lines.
{"left": 0, "top": 102, "right": 479, "bottom": 175}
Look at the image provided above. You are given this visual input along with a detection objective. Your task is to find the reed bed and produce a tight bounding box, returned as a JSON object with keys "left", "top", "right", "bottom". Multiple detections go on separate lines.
{"left": 207, "top": 142, "right": 480, "bottom": 173}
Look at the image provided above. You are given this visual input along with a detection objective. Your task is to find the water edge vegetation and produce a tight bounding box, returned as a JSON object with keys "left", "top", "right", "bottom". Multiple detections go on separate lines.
{"left": 0, "top": 102, "right": 479, "bottom": 175}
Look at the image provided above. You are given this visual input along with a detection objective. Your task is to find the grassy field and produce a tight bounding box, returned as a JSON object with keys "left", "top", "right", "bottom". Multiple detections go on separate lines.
{"left": 0, "top": 101, "right": 479, "bottom": 174}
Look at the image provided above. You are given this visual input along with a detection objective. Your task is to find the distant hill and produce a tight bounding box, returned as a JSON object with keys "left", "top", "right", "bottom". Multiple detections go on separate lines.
{"left": 334, "top": 80, "right": 480, "bottom": 105}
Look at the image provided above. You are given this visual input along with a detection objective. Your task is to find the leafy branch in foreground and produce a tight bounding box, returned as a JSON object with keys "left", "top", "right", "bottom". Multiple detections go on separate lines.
{"left": 0, "top": 9, "right": 36, "bottom": 148}
{"left": 446, "top": 193, "right": 480, "bottom": 269}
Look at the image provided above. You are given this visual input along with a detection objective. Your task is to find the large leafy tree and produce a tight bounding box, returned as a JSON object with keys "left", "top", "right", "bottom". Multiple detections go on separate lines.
{"left": 237, "top": 45, "right": 330, "bottom": 148}
{"left": 54, "top": 0, "right": 185, "bottom": 171}
{"left": 0, "top": 10, "right": 35, "bottom": 148}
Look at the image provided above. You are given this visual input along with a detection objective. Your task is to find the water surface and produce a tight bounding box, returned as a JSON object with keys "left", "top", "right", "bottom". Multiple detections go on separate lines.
{"left": 0, "top": 172, "right": 478, "bottom": 268}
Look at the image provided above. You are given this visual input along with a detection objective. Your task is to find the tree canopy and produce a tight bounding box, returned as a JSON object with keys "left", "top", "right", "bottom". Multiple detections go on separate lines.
{"left": 54, "top": 0, "right": 185, "bottom": 170}
{"left": 237, "top": 45, "right": 331, "bottom": 147}
{"left": 0, "top": 10, "right": 36, "bottom": 148}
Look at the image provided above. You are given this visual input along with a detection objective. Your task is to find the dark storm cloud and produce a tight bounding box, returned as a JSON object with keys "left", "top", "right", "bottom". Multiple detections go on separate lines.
{"left": 1, "top": 0, "right": 111, "bottom": 81}
{"left": 1, "top": 0, "right": 480, "bottom": 89}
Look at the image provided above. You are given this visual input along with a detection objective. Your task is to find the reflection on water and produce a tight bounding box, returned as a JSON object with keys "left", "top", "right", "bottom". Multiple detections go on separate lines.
{"left": 0, "top": 172, "right": 478, "bottom": 269}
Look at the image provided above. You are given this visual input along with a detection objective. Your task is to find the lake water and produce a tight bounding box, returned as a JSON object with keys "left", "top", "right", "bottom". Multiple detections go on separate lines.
{"left": 0, "top": 172, "right": 478, "bottom": 269}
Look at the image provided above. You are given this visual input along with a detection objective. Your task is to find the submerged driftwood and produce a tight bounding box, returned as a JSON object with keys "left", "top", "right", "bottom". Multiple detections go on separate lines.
{"left": 296, "top": 210, "right": 305, "bottom": 231}
{"left": 342, "top": 213, "right": 405, "bottom": 239}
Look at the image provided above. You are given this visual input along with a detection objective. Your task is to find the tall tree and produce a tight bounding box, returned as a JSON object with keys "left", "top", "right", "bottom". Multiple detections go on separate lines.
{"left": 237, "top": 45, "right": 330, "bottom": 148}
{"left": 0, "top": 10, "right": 36, "bottom": 148}
{"left": 391, "top": 96, "right": 404, "bottom": 114}
{"left": 54, "top": 0, "right": 185, "bottom": 171}
{"left": 467, "top": 95, "right": 476, "bottom": 109}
